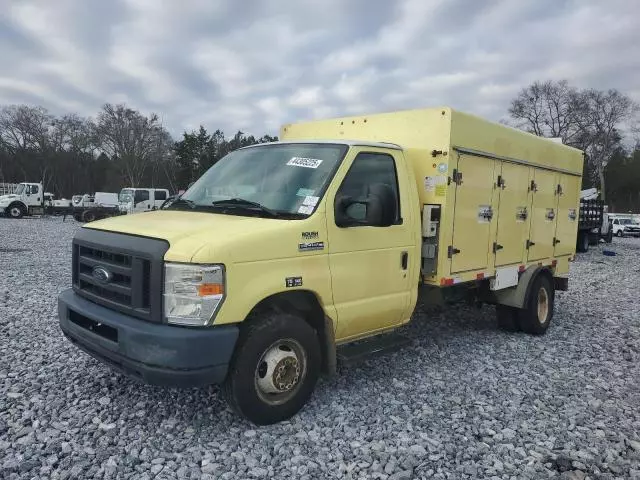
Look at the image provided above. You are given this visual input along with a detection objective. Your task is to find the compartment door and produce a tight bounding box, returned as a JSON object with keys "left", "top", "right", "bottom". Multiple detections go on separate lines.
{"left": 450, "top": 154, "right": 497, "bottom": 273}
{"left": 494, "top": 163, "right": 532, "bottom": 267}
{"left": 554, "top": 174, "right": 581, "bottom": 257}
{"left": 527, "top": 169, "right": 557, "bottom": 261}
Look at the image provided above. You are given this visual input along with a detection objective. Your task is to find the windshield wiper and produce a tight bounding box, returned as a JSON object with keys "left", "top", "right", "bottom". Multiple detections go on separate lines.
{"left": 167, "top": 198, "right": 197, "bottom": 209}
{"left": 210, "top": 198, "right": 282, "bottom": 218}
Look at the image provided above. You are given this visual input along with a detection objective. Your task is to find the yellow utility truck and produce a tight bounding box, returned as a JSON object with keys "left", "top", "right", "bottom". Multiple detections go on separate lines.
{"left": 58, "top": 107, "right": 583, "bottom": 424}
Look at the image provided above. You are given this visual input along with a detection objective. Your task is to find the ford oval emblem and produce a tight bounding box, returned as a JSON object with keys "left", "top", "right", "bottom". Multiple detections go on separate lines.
{"left": 92, "top": 266, "right": 112, "bottom": 284}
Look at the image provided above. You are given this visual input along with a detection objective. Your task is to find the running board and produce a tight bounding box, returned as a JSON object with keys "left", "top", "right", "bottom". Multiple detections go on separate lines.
{"left": 337, "top": 333, "right": 411, "bottom": 366}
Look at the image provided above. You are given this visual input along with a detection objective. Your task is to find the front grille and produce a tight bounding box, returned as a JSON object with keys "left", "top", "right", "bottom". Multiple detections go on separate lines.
{"left": 72, "top": 229, "right": 168, "bottom": 323}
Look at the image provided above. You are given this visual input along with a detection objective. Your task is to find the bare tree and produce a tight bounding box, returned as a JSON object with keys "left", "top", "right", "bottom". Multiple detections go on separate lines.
{"left": 0, "top": 105, "right": 53, "bottom": 153}
{"left": 572, "top": 89, "right": 636, "bottom": 200}
{"left": 509, "top": 81, "right": 638, "bottom": 200}
{"left": 0, "top": 105, "right": 54, "bottom": 185}
{"left": 94, "top": 103, "right": 171, "bottom": 187}
{"left": 508, "top": 80, "right": 582, "bottom": 146}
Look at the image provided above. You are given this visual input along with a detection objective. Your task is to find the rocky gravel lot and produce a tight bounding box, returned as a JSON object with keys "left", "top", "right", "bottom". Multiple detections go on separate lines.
{"left": 1, "top": 216, "right": 640, "bottom": 480}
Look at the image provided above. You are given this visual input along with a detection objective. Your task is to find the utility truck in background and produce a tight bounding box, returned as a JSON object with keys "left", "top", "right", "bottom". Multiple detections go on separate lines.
{"left": 0, "top": 182, "right": 45, "bottom": 218}
{"left": 576, "top": 188, "right": 612, "bottom": 252}
{"left": 70, "top": 192, "right": 120, "bottom": 223}
{"left": 58, "top": 107, "right": 584, "bottom": 425}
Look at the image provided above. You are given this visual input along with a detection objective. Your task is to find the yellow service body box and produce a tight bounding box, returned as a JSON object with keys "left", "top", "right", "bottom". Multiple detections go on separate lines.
{"left": 281, "top": 107, "right": 583, "bottom": 288}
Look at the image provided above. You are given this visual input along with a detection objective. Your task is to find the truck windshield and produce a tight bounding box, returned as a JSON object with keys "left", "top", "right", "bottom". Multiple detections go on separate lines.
{"left": 177, "top": 143, "right": 348, "bottom": 217}
{"left": 119, "top": 189, "right": 134, "bottom": 203}
{"left": 15, "top": 184, "right": 25, "bottom": 195}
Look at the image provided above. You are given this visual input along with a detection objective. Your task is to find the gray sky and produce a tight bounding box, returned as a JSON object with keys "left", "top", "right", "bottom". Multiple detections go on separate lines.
{"left": 1, "top": 0, "right": 639, "bottom": 137}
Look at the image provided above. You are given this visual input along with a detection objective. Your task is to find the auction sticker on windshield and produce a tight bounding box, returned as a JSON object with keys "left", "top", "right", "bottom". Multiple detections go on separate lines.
{"left": 302, "top": 195, "right": 319, "bottom": 207}
{"left": 287, "top": 157, "right": 323, "bottom": 168}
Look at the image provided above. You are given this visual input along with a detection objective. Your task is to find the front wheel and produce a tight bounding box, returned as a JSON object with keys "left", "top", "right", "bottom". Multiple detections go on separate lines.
{"left": 7, "top": 204, "right": 24, "bottom": 219}
{"left": 616, "top": 230, "right": 623, "bottom": 238}
{"left": 518, "top": 274, "right": 554, "bottom": 335}
{"left": 223, "top": 312, "right": 321, "bottom": 425}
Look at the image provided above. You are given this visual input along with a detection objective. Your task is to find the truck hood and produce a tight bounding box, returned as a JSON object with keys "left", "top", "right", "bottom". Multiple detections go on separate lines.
{"left": 0, "top": 194, "right": 17, "bottom": 202}
{"left": 83, "top": 210, "right": 320, "bottom": 263}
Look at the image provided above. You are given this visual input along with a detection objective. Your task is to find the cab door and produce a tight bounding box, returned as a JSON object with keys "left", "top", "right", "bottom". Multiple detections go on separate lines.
{"left": 133, "top": 189, "right": 151, "bottom": 211}
{"left": 326, "top": 148, "right": 416, "bottom": 341}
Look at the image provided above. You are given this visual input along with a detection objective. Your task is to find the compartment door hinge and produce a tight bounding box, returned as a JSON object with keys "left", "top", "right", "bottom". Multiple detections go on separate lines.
{"left": 450, "top": 169, "right": 463, "bottom": 185}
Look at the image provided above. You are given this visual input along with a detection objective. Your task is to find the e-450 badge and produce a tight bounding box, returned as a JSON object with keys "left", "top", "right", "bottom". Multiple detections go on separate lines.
{"left": 285, "top": 277, "right": 303, "bottom": 288}
{"left": 298, "top": 241, "right": 324, "bottom": 252}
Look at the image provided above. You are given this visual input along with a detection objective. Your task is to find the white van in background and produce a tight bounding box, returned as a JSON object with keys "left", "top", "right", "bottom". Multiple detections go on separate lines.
{"left": 118, "top": 188, "right": 170, "bottom": 214}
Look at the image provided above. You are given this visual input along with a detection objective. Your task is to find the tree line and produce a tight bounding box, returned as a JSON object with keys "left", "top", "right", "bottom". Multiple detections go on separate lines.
{"left": 0, "top": 103, "right": 276, "bottom": 198}
{"left": 508, "top": 80, "right": 639, "bottom": 211}
{"left": 1, "top": 80, "right": 639, "bottom": 211}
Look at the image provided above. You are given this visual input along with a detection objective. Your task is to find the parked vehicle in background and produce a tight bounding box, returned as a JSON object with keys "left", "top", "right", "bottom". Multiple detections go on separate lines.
{"left": 118, "top": 188, "right": 170, "bottom": 214}
{"left": 0, "top": 182, "right": 45, "bottom": 218}
{"left": 612, "top": 217, "right": 640, "bottom": 237}
{"left": 70, "top": 192, "right": 120, "bottom": 223}
{"left": 0, "top": 183, "right": 19, "bottom": 196}
{"left": 59, "top": 107, "right": 584, "bottom": 425}
{"left": 576, "top": 188, "right": 612, "bottom": 252}
{"left": 44, "top": 193, "right": 73, "bottom": 215}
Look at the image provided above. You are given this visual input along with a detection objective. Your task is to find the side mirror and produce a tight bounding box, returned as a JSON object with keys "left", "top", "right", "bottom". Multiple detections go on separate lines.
{"left": 335, "top": 183, "right": 397, "bottom": 228}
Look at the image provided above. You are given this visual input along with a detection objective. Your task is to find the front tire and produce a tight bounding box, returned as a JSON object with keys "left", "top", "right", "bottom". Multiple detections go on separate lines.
{"left": 7, "top": 203, "right": 24, "bottom": 219}
{"left": 223, "top": 312, "right": 321, "bottom": 425}
{"left": 616, "top": 230, "right": 623, "bottom": 238}
{"left": 518, "top": 274, "right": 554, "bottom": 335}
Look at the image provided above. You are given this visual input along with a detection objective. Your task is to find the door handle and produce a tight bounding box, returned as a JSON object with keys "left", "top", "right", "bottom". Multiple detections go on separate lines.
{"left": 401, "top": 251, "right": 408, "bottom": 270}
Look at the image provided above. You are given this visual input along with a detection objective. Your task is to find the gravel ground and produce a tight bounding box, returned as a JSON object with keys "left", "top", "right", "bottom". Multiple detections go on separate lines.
{"left": 1, "top": 216, "right": 640, "bottom": 480}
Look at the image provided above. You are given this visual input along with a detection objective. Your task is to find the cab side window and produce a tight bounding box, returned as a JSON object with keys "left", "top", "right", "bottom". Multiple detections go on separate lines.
{"left": 134, "top": 190, "right": 150, "bottom": 203}
{"left": 336, "top": 152, "right": 401, "bottom": 223}
{"left": 155, "top": 190, "right": 167, "bottom": 201}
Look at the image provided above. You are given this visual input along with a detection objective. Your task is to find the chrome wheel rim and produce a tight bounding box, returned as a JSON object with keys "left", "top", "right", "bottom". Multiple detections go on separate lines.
{"left": 9, "top": 207, "right": 21, "bottom": 217}
{"left": 254, "top": 339, "right": 306, "bottom": 406}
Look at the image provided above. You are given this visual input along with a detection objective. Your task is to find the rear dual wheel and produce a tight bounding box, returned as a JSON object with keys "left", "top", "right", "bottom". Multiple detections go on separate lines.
{"left": 81, "top": 210, "right": 96, "bottom": 223}
{"left": 496, "top": 274, "right": 554, "bottom": 335}
{"left": 576, "top": 232, "right": 589, "bottom": 253}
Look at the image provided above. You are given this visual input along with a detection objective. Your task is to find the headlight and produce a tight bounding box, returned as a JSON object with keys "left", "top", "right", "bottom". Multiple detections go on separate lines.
{"left": 163, "top": 263, "right": 225, "bottom": 326}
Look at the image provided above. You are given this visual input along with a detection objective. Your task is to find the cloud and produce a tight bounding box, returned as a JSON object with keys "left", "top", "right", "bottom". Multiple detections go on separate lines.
{"left": 1, "top": 0, "right": 638, "bottom": 138}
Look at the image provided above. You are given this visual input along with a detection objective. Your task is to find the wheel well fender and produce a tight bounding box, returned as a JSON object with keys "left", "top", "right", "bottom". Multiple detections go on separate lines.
{"left": 489, "top": 266, "right": 553, "bottom": 309}
{"left": 245, "top": 291, "right": 336, "bottom": 376}
{"left": 8, "top": 201, "right": 26, "bottom": 210}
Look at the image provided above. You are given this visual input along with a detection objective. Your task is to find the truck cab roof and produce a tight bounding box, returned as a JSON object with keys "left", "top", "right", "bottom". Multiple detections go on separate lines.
{"left": 239, "top": 139, "right": 403, "bottom": 151}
